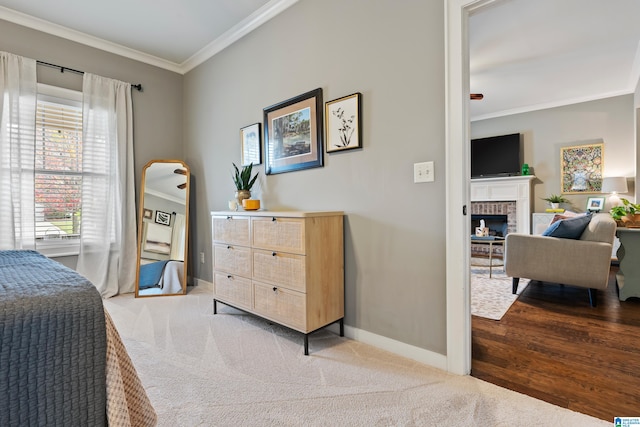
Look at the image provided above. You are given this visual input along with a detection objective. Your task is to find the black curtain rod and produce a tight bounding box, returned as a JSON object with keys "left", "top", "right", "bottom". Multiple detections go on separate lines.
{"left": 36, "top": 60, "right": 143, "bottom": 92}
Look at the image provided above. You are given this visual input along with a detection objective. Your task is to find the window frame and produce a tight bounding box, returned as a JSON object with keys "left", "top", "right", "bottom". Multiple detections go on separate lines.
{"left": 35, "top": 84, "right": 83, "bottom": 258}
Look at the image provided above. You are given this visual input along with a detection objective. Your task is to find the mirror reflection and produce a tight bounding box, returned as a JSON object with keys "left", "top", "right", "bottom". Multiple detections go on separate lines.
{"left": 135, "top": 159, "right": 190, "bottom": 297}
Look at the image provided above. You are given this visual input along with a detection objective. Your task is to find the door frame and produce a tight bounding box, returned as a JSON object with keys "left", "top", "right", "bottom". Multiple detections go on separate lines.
{"left": 445, "top": 0, "right": 498, "bottom": 375}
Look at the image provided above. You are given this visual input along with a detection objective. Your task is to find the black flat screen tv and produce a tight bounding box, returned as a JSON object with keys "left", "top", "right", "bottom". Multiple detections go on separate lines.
{"left": 471, "top": 133, "right": 521, "bottom": 178}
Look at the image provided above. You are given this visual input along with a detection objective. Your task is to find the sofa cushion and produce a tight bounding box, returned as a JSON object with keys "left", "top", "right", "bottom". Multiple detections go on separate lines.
{"left": 542, "top": 213, "right": 592, "bottom": 239}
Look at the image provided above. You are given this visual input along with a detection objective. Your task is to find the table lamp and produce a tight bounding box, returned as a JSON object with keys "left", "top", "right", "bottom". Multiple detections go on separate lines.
{"left": 602, "top": 176, "right": 628, "bottom": 207}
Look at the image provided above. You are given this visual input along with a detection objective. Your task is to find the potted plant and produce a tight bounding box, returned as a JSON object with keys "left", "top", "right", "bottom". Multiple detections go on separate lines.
{"left": 610, "top": 198, "right": 640, "bottom": 227}
{"left": 542, "top": 194, "right": 569, "bottom": 209}
{"left": 232, "top": 162, "right": 259, "bottom": 207}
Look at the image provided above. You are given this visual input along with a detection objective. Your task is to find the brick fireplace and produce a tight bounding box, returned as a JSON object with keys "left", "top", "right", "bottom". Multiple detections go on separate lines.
{"left": 470, "top": 176, "right": 535, "bottom": 257}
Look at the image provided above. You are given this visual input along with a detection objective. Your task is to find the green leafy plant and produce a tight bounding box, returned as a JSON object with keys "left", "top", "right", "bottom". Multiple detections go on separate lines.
{"left": 610, "top": 198, "right": 640, "bottom": 221}
{"left": 232, "top": 162, "right": 259, "bottom": 191}
{"left": 542, "top": 194, "right": 569, "bottom": 204}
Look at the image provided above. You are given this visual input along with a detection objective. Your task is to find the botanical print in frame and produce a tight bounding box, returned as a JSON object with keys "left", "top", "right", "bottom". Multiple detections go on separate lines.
{"left": 325, "top": 92, "right": 362, "bottom": 153}
{"left": 560, "top": 143, "right": 603, "bottom": 194}
{"left": 240, "top": 123, "right": 261, "bottom": 166}
{"left": 263, "top": 88, "right": 323, "bottom": 175}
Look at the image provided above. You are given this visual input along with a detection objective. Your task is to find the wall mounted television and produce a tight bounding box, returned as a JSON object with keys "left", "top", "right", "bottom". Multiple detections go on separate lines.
{"left": 471, "top": 133, "right": 522, "bottom": 178}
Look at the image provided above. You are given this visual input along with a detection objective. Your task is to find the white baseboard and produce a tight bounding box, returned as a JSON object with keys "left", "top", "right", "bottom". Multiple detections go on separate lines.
{"left": 196, "top": 277, "right": 447, "bottom": 372}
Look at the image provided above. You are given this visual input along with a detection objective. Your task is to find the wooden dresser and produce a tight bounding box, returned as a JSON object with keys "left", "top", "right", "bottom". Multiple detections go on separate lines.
{"left": 211, "top": 210, "right": 344, "bottom": 354}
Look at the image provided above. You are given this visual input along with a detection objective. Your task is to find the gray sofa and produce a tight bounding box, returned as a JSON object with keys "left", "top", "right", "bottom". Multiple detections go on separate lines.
{"left": 505, "top": 213, "right": 616, "bottom": 307}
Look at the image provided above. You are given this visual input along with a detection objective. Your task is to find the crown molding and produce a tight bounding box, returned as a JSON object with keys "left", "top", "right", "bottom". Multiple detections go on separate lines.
{"left": 181, "top": 0, "right": 299, "bottom": 73}
{"left": 470, "top": 89, "right": 634, "bottom": 122}
{"left": 0, "top": 0, "right": 299, "bottom": 75}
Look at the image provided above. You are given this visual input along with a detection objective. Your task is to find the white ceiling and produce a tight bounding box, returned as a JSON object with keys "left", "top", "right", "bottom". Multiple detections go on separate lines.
{"left": 1, "top": 0, "right": 639, "bottom": 120}
{"left": 470, "top": 0, "right": 640, "bottom": 120}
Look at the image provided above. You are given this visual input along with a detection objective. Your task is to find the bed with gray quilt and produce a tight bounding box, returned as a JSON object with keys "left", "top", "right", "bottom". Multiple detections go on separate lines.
{"left": 0, "top": 250, "right": 156, "bottom": 426}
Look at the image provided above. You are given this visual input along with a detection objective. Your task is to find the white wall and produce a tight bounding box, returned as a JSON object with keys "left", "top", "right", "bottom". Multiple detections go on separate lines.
{"left": 471, "top": 95, "right": 636, "bottom": 215}
{"left": 184, "top": 0, "right": 448, "bottom": 354}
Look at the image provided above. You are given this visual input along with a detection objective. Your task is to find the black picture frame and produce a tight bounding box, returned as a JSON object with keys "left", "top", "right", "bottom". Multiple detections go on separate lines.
{"left": 155, "top": 210, "right": 171, "bottom": 226}
{"left": 263, "top": 88, "right": 323, "bottom": 175}
{"left": 325, "top": 92, "right": 362, "bottom": 153}
{"left": 240, "top": 122, "right": 262, "bottom": 166}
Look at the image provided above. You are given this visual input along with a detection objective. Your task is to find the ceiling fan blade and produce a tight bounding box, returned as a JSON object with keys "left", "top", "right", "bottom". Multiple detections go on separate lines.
{"left": 470, "top": 93, "right": 484, "bottom": 100}
{"left": 177, "top": 182, "right": 187, "bottom": 190}
{"left": 174, "top": 168, "right": 187, "bottom": 175}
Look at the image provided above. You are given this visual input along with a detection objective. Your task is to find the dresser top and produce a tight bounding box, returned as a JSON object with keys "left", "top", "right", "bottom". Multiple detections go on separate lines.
{"left": 211, "top": 210, "right": 343, "bottom": 218}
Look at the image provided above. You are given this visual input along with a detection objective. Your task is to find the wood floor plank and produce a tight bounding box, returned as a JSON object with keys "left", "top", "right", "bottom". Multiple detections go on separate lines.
{"left": 472, "top": 267, "right": 640, "bottom": 421}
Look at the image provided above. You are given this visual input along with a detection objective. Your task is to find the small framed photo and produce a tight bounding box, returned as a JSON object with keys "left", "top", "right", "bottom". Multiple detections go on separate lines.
{"left": 155, "top": 210, "right": 171, "bottom": 226}
{"left": 240, "top": 123, "right": 261, "bottom": 166}
{"left": 143, "top": 208, "right": 153, "bottom": 219}
{"left": 263, "top": 88, "right": 323, "bottom": 175}
{"left": 325, "top": 92, "right": 362, "bottom": 153}
{"left": 586, "top": 197, "right": 605, "bottom": 212}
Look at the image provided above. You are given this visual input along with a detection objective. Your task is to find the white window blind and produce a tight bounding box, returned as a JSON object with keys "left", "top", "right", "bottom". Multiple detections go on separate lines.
{"left": 35, "top": 86, "right": 83, "bottom": 253}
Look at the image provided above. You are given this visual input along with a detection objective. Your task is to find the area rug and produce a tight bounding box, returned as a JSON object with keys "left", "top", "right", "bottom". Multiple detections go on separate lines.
{"left": 471, "top": 257, "right": 529, "bottom": 320}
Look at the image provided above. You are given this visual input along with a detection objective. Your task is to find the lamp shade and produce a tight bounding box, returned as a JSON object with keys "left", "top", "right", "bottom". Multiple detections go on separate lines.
{"left": 601, "top": 176, "right": 628, "bottom": 194}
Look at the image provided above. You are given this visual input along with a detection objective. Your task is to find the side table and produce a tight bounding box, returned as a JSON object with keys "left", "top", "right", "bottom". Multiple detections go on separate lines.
{"left": 615, "top": 227, "right": 640, "bottom": 301}
{"left": 470, "top": 237, "right": 504, "bottom": 278}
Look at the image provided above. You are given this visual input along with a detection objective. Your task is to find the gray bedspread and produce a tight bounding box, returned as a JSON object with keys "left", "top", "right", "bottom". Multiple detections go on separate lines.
{"left": 0, "top": 250, "right": 106, "bottom": 427}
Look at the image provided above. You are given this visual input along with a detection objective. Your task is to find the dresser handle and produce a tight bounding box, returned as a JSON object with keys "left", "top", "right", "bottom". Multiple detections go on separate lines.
{"left": 227, "top": 275, "right": 232, "bottom": 279}
{"left": 272, "top": 252, "right": 277, "bottom": 256}
{"left": 272, "top": 287, "right": 277, "bottom": 292}
{"left": 272, "top": 217, "right": 276, "bottom": 222}
{"left": 226, "top": 216, "right": 232, "bottom": 220}
{"left": 227, "top": 245, "right": 231, "bottom": 249}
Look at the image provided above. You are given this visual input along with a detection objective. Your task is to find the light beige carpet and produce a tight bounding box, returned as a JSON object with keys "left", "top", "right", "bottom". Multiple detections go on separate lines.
{"left": 103, "top": 285, "right": 605, "bottom": 426}
{"left": 471, "top": 258, "right": 529, "bottom": 320}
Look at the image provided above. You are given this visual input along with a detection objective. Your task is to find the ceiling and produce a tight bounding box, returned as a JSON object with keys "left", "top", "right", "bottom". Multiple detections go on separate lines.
{"left": 0, "top": 0, "right": 639, "bottom": 120}
{"left": 470, "top": 0, "right": 640, "bottom": 120}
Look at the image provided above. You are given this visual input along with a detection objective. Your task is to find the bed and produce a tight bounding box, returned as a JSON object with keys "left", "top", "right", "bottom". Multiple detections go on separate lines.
{"left": 138, "top": 259, "right": 184, "bottom": 295}
{"left": 0, "top": 250, "right": 156, "bottom": 426}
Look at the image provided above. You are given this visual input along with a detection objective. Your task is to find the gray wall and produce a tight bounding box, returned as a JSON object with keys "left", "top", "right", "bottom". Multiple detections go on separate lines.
{"left": 471, "top": 95, "right": 636, "bottom": 214}
{"left": 184, "top": 0, "right": 448, "bottom": 353}
{"left": 0, "top": 19, "right": 184, "bottom": 199}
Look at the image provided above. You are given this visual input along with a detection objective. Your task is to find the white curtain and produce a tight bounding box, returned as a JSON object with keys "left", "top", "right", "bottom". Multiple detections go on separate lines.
{"left": 170, "top": 213, "right": 185, "bottom": 261}
{"left": 76, "top": 73, "right": 137, "bottom": 298}
{"left": 0, "top": 52, "right": 37, "bottom": 250}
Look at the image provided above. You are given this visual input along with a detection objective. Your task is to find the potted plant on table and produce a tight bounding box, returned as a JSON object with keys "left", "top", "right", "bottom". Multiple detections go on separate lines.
{"left": 232, "top": 162, "right": 259, "bottom": 207}
{"left": 610, "top": 198, "right": 640, "bottom": 227}
{"left": 542, "top": 194, "right": 569, "bottom": 210}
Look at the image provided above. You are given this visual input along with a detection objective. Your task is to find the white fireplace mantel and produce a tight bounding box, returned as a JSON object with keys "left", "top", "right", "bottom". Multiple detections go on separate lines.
{"left": 470, "top": 175, "right": 535, "bottom": 234}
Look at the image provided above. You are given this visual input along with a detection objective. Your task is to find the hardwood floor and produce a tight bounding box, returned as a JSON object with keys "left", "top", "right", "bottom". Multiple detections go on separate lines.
{"left": 472, "top": 266, "right": 640, "bottom": 421}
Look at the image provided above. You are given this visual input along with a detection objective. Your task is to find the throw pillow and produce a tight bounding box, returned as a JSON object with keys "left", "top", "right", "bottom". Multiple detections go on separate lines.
{"left": 542, "top": 213, "right": 592, "bottom": 239}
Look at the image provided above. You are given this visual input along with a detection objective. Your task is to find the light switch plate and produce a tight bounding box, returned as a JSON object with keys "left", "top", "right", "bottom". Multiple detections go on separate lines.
{"left": 414, "top": 161, "right": 434, "bottom": 183}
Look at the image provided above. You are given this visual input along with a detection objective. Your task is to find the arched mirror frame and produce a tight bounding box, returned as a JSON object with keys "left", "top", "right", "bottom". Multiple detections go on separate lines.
{"left": 135, "top": 159, "right": 190, "bottom": 297}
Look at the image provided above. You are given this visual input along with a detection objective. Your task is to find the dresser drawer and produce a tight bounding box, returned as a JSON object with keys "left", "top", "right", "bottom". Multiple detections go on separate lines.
{"left": 253, "top": 281, "right": 306, "bottom": 331}
{"left": 213, "top": 215, "right": 250, "bottom": 246}
{"left": 214, "top": 244, "right": 252, "bottom": 277}
{"left": 252, "top": 248, "right": 306, "bottom": 292}
{"left": 213, "top": 272, "right": 252, "bottom": 310}
{"left": 252, "top": 217, "right": 306, "bottom": 254}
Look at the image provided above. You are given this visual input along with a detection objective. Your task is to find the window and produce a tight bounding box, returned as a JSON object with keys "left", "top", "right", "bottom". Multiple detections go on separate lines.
{"left": 35, "top": 84, "right": 83, "bottom": 256}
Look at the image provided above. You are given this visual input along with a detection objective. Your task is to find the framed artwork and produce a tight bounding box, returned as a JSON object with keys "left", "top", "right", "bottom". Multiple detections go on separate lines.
{"left": 155, "top": 210, "right": 171, "bottom": 226}
{"left": 586, "top": 197, "right": 605, "bottom": 212}
{"left": 143, "top": 208, "right": 153, "bottom": 219}
{"left": 263, "top": 88, "right": 323, "bottom": 175}
{"left": 240, "top": 123, "right": 261, "bottom": 166}
{"left": 560, "top": 143, "right": 603, "bottom": 194}
{"left": 143, "top": 222, "right": 172, "bottom": 255}
{"left": 325, "top": 92, "right": 362, "bottom": 153}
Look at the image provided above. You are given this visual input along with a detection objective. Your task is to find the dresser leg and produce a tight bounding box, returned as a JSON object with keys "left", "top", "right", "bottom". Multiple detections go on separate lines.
{"left": 339, "top": 318, "right": 344, "bottom": 337}
{"left": 304, "top": 335, "right": 309, "bottom": 356}
{"left": 213, "top": 299, "right": 217, "bottom": 314}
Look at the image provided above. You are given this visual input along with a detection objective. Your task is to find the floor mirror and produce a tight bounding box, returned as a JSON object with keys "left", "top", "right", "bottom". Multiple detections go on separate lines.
{"left": 135, "top": 159, "right": 190, "bottom": 297}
